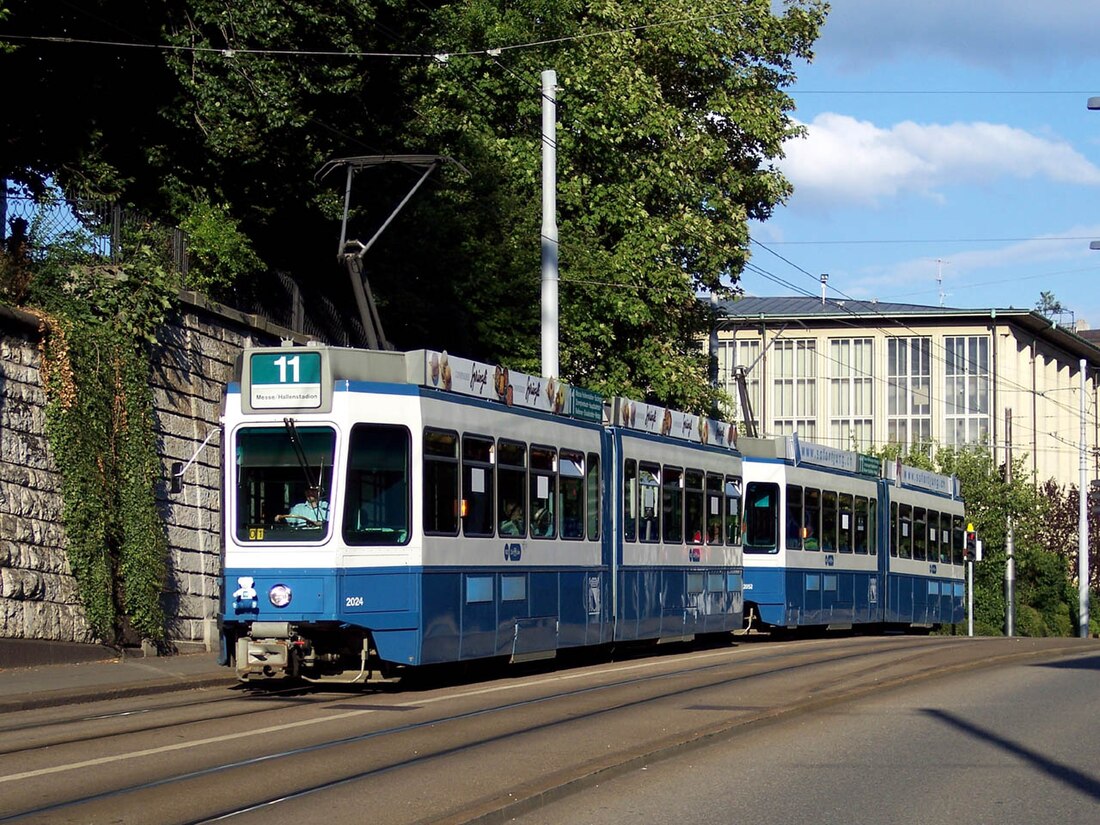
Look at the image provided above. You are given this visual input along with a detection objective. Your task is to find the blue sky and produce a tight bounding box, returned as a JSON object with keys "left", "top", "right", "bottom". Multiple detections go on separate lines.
{"left": 748, "top": 0, "right": 1100, "bottom": 327}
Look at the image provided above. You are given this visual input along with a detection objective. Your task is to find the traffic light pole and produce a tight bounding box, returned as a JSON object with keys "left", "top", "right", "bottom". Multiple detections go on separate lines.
{"left": 967, "top": 559, "right": 974, "bottom": 637}
{"left": 1004, "top": 409, "right": 1015, "bottom": 637}
{"left": 965, "top": 524, "right": 977, "bottom": 637}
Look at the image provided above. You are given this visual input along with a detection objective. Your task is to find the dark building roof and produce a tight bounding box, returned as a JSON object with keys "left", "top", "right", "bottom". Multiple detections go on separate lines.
{"left": 1079, "top": 329, "right": 1100, "bottom": 346}
{"left": 715, "top": 296, "right": 1100, "bottom": 364}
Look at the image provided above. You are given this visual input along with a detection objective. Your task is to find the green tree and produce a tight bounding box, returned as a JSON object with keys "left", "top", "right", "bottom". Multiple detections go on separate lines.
{"left": 1035, "top": 290, "right": 1065, "bottom": 318}
{"left": 400, "top": 0, "right": 826, "bottom": 408}
{"left": 2, "top": 1, "right": 828, "bottom": 409}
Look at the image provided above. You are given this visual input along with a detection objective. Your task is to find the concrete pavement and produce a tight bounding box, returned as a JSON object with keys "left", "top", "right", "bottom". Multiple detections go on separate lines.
{"left": 0, "top": 639, "right": 237, "bottom": 713}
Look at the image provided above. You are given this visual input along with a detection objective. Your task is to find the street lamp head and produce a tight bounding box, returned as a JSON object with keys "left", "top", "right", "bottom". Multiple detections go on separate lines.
{"left": 1089, "top": 96, "right": 1100, "bottom": 110}
{"left": 1090, "top": 240, "right": 1100, "bottom": 250}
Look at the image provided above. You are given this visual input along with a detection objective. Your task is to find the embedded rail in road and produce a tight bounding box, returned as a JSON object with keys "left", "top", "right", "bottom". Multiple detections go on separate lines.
{"left": 0, "top": 635, "right": 1095, "bottom": 824}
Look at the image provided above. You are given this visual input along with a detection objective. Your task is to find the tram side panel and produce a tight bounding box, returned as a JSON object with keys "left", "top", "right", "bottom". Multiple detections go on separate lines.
{"left": 415, "top": 393, "right": 609, "bottom": 665}
{"left": 614, "top": 429, "right": 745, "bottom": 644}
{"left": 880, "top": 482, "right": 966, "bottom": 629}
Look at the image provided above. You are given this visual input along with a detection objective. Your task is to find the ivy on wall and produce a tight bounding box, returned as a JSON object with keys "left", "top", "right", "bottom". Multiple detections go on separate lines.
{"left": 27, "top": 240, "right": 176, "bottom": 644}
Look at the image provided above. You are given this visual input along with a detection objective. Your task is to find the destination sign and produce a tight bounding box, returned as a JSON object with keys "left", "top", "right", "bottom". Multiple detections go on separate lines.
{"left": 249, "top": 351, "right": 322, "bottom": 409}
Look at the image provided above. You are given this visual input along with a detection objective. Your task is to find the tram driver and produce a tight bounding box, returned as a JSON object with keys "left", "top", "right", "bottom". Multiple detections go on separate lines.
{"left": 276, "top": 486, "right": 329, "bottom": 527}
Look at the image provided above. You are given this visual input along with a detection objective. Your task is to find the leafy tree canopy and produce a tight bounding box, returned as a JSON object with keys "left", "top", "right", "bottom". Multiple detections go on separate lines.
{"left": 1, "top": 0, "right": 828, "bottom": 411}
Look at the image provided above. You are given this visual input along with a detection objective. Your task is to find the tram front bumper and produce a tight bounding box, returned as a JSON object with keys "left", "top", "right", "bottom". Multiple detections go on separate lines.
{"left": 234, "top": 622, "right": 297, "bottom": 680}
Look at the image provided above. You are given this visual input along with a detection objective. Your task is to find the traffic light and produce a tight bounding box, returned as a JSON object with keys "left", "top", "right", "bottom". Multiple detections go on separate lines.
{"left": 964, "top": 524, "right": 977, "bottom": 562}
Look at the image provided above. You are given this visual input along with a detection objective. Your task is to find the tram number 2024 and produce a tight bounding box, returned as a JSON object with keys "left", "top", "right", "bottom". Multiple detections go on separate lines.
{"left": 345, "top": 596, "right": 365, "bottom": 608}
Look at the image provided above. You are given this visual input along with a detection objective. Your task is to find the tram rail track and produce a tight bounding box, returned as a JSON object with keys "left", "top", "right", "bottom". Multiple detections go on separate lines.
{"left": 0, "top": 635, "right": 1093, "bottom": 824}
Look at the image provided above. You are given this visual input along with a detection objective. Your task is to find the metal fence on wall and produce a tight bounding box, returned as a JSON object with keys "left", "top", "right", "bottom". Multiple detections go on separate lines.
{"left": 2, "top": 188, "right": 364, "bottom": 347}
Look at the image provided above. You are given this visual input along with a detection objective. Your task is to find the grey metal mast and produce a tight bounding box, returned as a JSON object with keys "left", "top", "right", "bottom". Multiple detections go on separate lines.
{"left": 317, "top": 154, "right": 467, "bottom": 350}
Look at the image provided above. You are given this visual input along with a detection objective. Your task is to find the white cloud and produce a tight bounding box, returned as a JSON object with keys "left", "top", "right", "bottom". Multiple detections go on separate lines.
{"left": 845, "top": 224, "right": 1100, "bottom": 302}
{"left": 781, "top": 113, "right": 1100, "bottom": 208}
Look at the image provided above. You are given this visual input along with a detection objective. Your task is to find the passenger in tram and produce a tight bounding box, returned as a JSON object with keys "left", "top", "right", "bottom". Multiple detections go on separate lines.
{"left": 500, "top": 502, "right": 524, "bottom": 536}
{"left": 276, "top": 486, "right": 329, "bottom": 527}
{"left": 532, "top": 503, "right": 554, "bottom": 537}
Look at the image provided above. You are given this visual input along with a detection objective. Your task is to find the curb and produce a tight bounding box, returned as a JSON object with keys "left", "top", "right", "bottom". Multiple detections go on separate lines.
{"left": 0, "top": 673, "right": 240, "bottom": 714}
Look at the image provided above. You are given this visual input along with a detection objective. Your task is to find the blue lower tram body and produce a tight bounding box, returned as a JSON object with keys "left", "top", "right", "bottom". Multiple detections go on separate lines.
{"left": 744, "top": 568, "right": 964, "bottom": 629}
{"left": 222, "top": 565, "right": 743, "bottom": 677}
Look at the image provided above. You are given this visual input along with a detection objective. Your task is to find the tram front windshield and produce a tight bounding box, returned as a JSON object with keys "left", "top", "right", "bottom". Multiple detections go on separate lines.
{"left": 234, "top": 425, "right": 336, "bottom": 542}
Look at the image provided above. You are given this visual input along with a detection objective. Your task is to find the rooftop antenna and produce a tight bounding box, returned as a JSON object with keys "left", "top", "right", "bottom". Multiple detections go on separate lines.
{"left": 820, "top": 273, "right": 828, "bottom": 306}
{"left": 935, "top": 258, "right": 950, "bottom": 307}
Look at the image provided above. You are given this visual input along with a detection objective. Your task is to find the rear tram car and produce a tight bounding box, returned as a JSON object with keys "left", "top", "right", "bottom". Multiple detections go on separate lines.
{"left": 220, "top": 345, "right": 745, "bottom": 682}
{"left": 739, "top": 435, "right": 965, "bottom": 633}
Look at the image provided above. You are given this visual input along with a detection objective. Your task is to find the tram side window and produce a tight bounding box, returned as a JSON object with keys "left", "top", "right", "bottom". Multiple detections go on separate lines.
{"left": 890, "top": 502, "right": 898, "bottom": 556}
{"left": 743, "top": 481, "right": 778, "bottom": 553}
{"left": 559, "top": 449, "right": 585, "bottom": 540}
{"left": 821, "top": 490, "right": 838, "bottom": 552}
{"left": 639, "top": 462, "right": 660, "bottom": 543}
{"left": 940, "top": 512, "right": 952, "bottom": 564}
{"left": 867, "top": 498, "right": 878, "bottom": 555}
{"left": 587, "top": 452, "right": 601, "bottom": 541}
{"left": 913, "top": 507, "right": 927, "bottom": 561}
{"left": 623, "top": 459, "right": 638, "bottom": 542}
{"left": 854, "top": 496, "right": 869, "bottom": 554}
{"left": 725, "top": 476, "right": 742, "bottom": 546}
{"left": 952, "top": 514, "right": 965, "bottom": 565}
{"left": 786, "top": 485, "right": 803, "bottom": 550}
{"left": 898, "top": 503, "right": 913, "bottom": 559}
{"left": 838, "top": 493, "right": 854, "bottom": 553}
{"left": 662, "top": 466, "right": 683, "bottom": 544}
{"left": 530, "top": 445, "right": 556, "bottom": 538}
{"left": 462, "top": 435, "right": 494, "bottom": 537}
{"left": 423, "top": 429, "right": 459, "bottom": 535}
{"left": 497, "top": 439, "right": 527, "bottom": 538}
{"left": 706, "top": 473, "right": 724, "bottom": 544}
{"left": 344, "top": 424, "right": 410, "bottom": 545}
{"left": 685, "top": 469, "right": 705, "bottom": 543}
{"left": 926, "top": 510, "right": 940, "bottom": 563}
{"left": 803, "top": 488, "right": 821, "bottom": 550}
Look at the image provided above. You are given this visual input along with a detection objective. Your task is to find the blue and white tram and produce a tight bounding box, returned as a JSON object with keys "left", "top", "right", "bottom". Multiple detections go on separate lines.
{"left": 220, "top": 345, "right": 745, "bottom": 682}
{"left": 738, "top": 435, "right": 965, "bottom": 632}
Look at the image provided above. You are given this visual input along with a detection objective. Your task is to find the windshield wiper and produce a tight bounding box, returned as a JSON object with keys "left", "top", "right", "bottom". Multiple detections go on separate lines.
{"left": 283, "top": 417, "right": 318, "bottom": 491}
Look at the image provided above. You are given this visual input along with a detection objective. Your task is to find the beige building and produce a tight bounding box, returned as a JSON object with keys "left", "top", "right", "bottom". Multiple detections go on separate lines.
{"left": 711, "top": 296, "right": 1100, "bottom": 490}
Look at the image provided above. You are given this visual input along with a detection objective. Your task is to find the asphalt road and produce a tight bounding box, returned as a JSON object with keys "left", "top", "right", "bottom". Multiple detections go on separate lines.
{"left": 0, "top": 635, "right": 1096, "bottom": 824}
{"left": 510, "top": 647, "right": 1100, "bottom": 824}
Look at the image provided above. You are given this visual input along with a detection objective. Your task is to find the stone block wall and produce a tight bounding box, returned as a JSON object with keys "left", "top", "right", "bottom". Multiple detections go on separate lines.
{"left": 0, "top": 294, "right": 306, "bottom": 648}
{"left": 0, "top": 306, "right": 93, "bottom": 643}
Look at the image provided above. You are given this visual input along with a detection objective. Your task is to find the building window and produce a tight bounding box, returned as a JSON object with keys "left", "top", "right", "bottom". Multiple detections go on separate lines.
{"left": 944, "top": 335, "right": 990, "bottom": 446}
{"left": 887, "top": 337, "right": 932, "bottom": 449}
{"left": 715, "top": 338, "right": 761, "bottom": 428}
{"left": 829, "top": 338, "right": 873, "bottom": 449}
{"left": 772, "top": 339, "right": 816, "bottom": 438}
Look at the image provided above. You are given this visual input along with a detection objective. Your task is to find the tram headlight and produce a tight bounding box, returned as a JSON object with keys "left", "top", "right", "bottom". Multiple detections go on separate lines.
{"left": 269, "top": 584, "right": 293, "bottom": 608}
